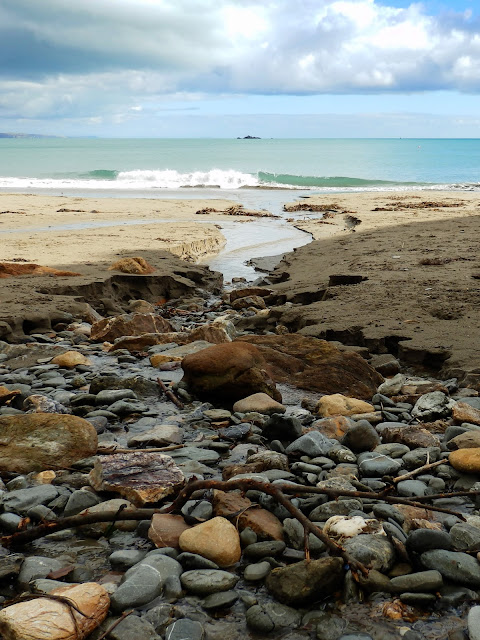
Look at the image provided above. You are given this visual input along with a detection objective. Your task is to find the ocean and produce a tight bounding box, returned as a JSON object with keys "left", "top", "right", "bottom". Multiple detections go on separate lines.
{"left": 2, "top": 137, "right": 480, "bottom": 195}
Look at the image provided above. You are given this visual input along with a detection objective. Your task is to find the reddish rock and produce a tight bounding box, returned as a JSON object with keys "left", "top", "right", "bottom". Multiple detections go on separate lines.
{"left": 212, "top": 490, "right": 284, "bottom": 541}
{"left": 90, "top": 313, "right": 174, "bottom": 342}
{"left": 235, "top": 334, "right": 383, "bottom": 400}
{"left": 381, "top": 425, "right": 441, "bottom": 449}
{"left": 181, "top": 342, "right": 281, "bottom": 403}
{"left": 230, "top": 287, "right": 272, "bottom": 302}
{"left": 452, "top": 402, "right": 480, "bottom": 426}
{"left": 231, "top": 296, "right": 267, "bottom": 310}
{"left": 309, "top": 416, "right": 352, "bottom": 440}
{"left": 50, "top": 351, "right": 91, "bottom": 368}
{"left": 449, "top": 448, "right": 480, "bottom": 474}
{"left": 148, "top": 514, "right": 191, "bottom": 549}
{"left": 89, "top": 452, "right": 185, "bottom": 506}
{"left": 108, "top": 332, "right": 188, "bottom": 352}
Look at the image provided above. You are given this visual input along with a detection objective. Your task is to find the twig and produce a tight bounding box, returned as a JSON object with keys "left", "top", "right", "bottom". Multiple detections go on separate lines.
{"left": 97, "top": 444, "right": 184, "bottom": 455}
{"left": 392, "top": 459, "right": 444, "bottom": 484}
{"left": 96, "top": 610, "right": 134, "bottom": 640}
{"left": 157, "top": 378, "right": 184, "bottom": 409}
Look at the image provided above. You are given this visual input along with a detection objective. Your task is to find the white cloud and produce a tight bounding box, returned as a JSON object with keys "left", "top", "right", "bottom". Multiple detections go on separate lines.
{"left": 1, "top": 0, "right": 480, "bottom": 124}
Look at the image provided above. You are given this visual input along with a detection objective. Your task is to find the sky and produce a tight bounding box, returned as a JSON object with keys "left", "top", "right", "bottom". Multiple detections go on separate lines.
{"left": 1, "top": 0, "right": 480, "bottom": 137}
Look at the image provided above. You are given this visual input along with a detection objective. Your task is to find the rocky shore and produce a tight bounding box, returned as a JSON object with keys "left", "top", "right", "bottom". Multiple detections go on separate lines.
{"left": 0, "top": 257, "right": 480, "bottom": 640}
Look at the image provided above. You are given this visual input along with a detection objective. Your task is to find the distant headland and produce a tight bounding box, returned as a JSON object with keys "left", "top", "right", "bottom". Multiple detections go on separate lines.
{"left": 237, "top": 135, "right": 261, "bottom": 139}
{"left": 0, "top": 133, "right": 62, "bottom": 139}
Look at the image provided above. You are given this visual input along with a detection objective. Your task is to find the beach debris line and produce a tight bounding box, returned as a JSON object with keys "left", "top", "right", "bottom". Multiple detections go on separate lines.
{"left": 195, "top": 204, "right": 277, "bottom": 217}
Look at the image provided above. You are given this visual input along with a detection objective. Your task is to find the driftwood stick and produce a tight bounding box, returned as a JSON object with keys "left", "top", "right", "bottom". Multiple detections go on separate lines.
{"left": 97, "top": 444, "right": 184, "bottom": 455}
{"left": 392, "top": 459, "right": 445, "bottom": 484}
{"left": 2, "top": 479, "right": 474, "bottom": 548}
{"left": 157, "top": 378, "right": 184, "bottom": 409}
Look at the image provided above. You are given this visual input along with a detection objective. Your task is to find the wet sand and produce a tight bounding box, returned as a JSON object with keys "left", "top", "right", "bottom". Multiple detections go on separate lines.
{"left": 0, "top": 191, "right": 479, "bottom": 385}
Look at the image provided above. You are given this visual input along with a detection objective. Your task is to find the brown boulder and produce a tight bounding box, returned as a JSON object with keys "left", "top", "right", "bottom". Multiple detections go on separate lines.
{"left": 187, "top": 322, "right": 233, "bottom": 344}
{"left": 235, "top": 334, "right": 383, "bottom": 400}
{"left": 89, "top": 452, "right": 185, "bottom": 506}
{"left": 448, "top": 431, "right": 480, "bottom": 450}
{"left": 90, "top": 313, "right": 174, "bottom": 342}
{"left": 231, "top": 296, "right": 267, "bottom": 310}
{"left": 0, "top": 414, "right": 97, "bottom": 474}
{"left": 181, "top": 342, "right": 281, "bottom": 402}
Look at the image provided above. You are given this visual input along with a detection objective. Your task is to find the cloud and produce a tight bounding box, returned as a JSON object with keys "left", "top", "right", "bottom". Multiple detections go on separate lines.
{"left": 1, "top": 0, "right": 480, "bottom": 124}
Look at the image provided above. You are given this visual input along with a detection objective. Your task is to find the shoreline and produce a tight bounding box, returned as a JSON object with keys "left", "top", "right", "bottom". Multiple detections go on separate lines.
{"left": 0, "top": 190, "right": 479, "bottom": 384}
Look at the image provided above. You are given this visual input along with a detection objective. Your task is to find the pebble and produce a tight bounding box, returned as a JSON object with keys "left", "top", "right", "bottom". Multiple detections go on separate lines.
{"left": 180, "top": 570, "right": 239, "bottom": 595}
{"left": 244, "top": 561, "right": 272, "bottom": 581}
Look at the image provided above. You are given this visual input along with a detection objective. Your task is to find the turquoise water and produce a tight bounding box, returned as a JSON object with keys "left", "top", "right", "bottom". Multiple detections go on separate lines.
{"left": 1, "top": 138, "right": 480, "bottom": 192}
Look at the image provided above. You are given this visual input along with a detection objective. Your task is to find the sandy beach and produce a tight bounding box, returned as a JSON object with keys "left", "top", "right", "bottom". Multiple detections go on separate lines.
{"left": 0, "top": 190, "right": 478, "bottom": 385}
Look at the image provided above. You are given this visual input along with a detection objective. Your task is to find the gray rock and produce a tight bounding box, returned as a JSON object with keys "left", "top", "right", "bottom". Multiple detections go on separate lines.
{"left": 244, "top": 561, "right": 271, "bottom": 581}
{"left": 285, "top": 431, "right": 335, "bottom": 457}
{"left": 283, "top": 518, "right": 326, "bottom": 554}
{"left": 0, "top": 553, "right": 24, "bottom": 579}
{"left": 169, "top": 447, "right": 220, "bottom": 464}
{"left": 377, "top": 374, "right": 405, "bottom": 396}
{"left": 0, "top": 512, "right": 23, "bottom": 532}
{"left": 18, "top": 556, "right": 66, "bottom": 589}
{"left": 202, "top": 590, "right": 238, "bottom": 610}
{"left": 246, "top": 602, "right": 301, "bottom": 633}
{"left": 63, "top": 488, "right": 101, "bottom": 516}
{"left": 406, "top": 529, "right": 452, "bottom": 555}
{"left": 372, "top": 504, "right": 405, "bottom": 525}
{"left": 181, "top": 499, "right": 213, "bottom": 522}
{"left": 309, "top": 499, "right": 362, "bottom": 520}
{"left": 110, "top": 564, "right": 164, "bottom": 612}
{"left": 338, "top": 635, "right": 373, "bottom": 640}
{"left": 450, "top": 523, "right": 480, "bottom": 552}
{"left": 468, "top": 605, "right": 480, "bottom": 640}
{"left": 343, "top": 534, "right": 395, "bottom": 572}
{"left": 109, "top": 550, "right": 147, "bottom": 571}
{"left": 440, "top": 585, "right": 479, "bottom": 607}
{"left": 421, "top": 550, "right": 480, "bottom": 587}
{"left": 165, "top": 619, "right": 204, "bottom": 640}
{"left": 411, "top": 391, "right": 455, "bottom": 421}
{"left": 2, "top": 485, "right": 59, "bottom": 514}
{"left": 402, "top": 447, "right": 441, "bottom": 469}
{"left": 396, "top": 479, "right": 428, "bottom": 497}
{"left": 177, "top": 552, "right": 219, "bottom": 570}
{"left": 390, "top": 570, "right": 443, "bottom": 593}
{"left": 180, "top": 570, "right": 239, "bottom": 595}
{"left": 457, "top": 397, "right": 480, "bottom": 411}
{"left": 262, "top": 414, "right": 302, "bottom": 440}
{"left": 399, "top": 592, "right": 437, "bottom": 606}
{"left": 243, "top": 541, "right": 286, "bottom": 559}
{"left": 108, "top": 399, "right": 148, "bottom": 416}
{"left": 341, "top": 421, "right": 380, "bottom": 453}
{"left": 357, "top": 452, "right": 402, "bottom": 477}
{"left": 107, "top": 614, "right": 158, "bottom": 640}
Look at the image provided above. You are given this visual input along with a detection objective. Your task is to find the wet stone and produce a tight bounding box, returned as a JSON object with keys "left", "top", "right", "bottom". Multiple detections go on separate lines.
{"left": 165, "top": 619, "right": 204, "bottom": 640}
{"left": 246, "top": 602, "right": 301, "bottom": 633}
{"left": 177, "top": 552, "right": 219, "bottom": 570}
{"left": 243, "top": 541, "right": 286, "bottom": 559}
{"left": 107, "top": 614, "right": 158, "bottom": 640}
{"left": 202, "top": 590, "right": 239, "bottom": 610}
{"left": 244, "top": 561, "right": 271, "bottom": 581}
{"left": 180, "top": 570, "right": 239, "bottom": 595}
{"left": 421, "top": 550, "right": 480, "bottom": 587}
{"left": 357, "top": 452, "right": 402, "bottom": 477}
